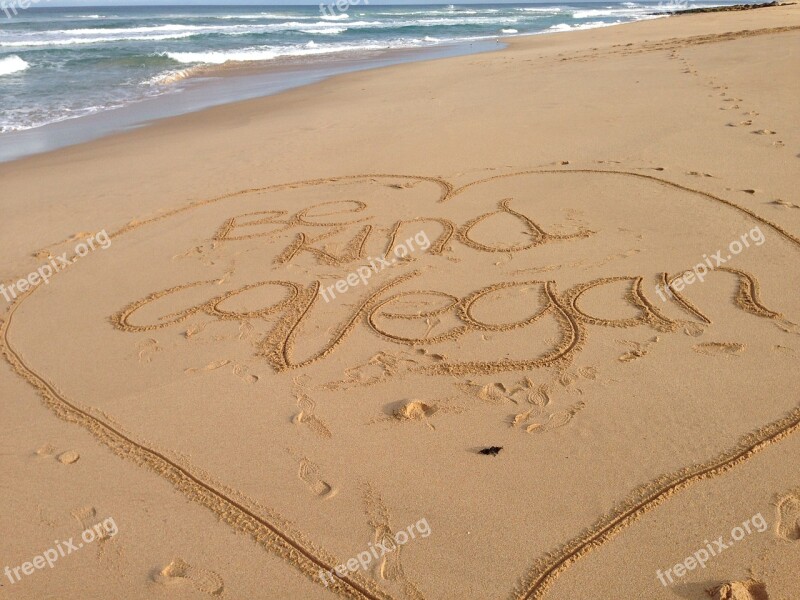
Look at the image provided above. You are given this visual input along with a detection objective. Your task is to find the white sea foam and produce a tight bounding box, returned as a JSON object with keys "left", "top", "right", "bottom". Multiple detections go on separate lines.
{"left": 571, "top": 7, "right": 651, "bottom": 19}
{"left": 299, "top": 26, "right": 348, "bottom": 35}
{"left": 216, "top": 13, "right": 315, "bottom": 20}
{"left": 501, "top": 28, "right": 519, "bottom": 34}
{"left": 145, "top": 67, "right": 199, "bottom": 85}
{"left": 0, "top": 55, "right": 30, "bottom": 76}
{"left": 0, "top": 22, "right": 374, "bottom": 48}
{"left": 162, "top": 40, "right": 424, "bottom": 65}
{"left": 0, "top": 33, "right": 197, "bottom": 48}
{"left": 548, "top": 21, "right": 621, "bottom": 32}
{"left": 0, "top": 15, "right": 538, "bottom": 50}
{"left": 516, "top": 7, "right": 563, "bottom": 13}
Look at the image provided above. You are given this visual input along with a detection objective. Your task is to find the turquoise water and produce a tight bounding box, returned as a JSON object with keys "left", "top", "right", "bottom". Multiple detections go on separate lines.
{"left": 0, "top": 3, "right": 733, "bottom": 135}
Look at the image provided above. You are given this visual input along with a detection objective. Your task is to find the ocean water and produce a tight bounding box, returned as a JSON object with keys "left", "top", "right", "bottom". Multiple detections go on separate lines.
{"left": 0, "top": 2, "right": 733, "bottom": 136}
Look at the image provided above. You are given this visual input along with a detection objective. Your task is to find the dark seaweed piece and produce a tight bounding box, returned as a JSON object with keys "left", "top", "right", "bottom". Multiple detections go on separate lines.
{"left": 479, "top": 446, "right": 503, "bottom": 456}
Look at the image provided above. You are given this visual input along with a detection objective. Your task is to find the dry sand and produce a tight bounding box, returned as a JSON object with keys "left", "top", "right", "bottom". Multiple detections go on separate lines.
{"left": 1, "top": 4, "right": 799, "bottom": 600}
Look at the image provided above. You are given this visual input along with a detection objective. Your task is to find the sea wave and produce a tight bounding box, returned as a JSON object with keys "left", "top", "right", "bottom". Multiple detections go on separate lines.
{"left": 299, "top": 26, "right": 349, "bottom": 35}
{"left": 571, "top": 8, "right": 651, "bottom": 19}
{"left": 516, "top": 7, "right": 564, "bottom": 13}
{"left": 548, "top": 20, "right": 621, "bottom": 32}
{"left": 0, "top": 22, "right": 369, "bottom": 47}
{"left": 0, "top": 15, "right": 530, "bottom": 48}
{"left": 145, "top": 66, "right": 201, "bottom": 85}
{"left": 319, "top": 13, "right": 350, "bottom": 21}
{"left": 0, "top": 55, "right": 30, "bottom": 76}
{"left": 0, "top": 33, "right": 198, "bottom": 48}
{"left": 161, "top": 39, "right": 428, "bottom": 65}
{"left": 216, "top": 13, "right": 316, "bottom": 20}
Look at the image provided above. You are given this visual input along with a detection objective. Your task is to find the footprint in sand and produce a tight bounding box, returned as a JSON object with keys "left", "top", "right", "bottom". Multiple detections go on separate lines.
{"left": 71, "top": 506, "right": 98, "bottom": 529}
{"left": 511, "top": 407, "right": 541, "bottom": 427}
{"left": 770, "top": 199, "right": 800, "bottom": 209}
{"left": 56, "top": 450, "right": 80, "bottom": 464}
{"left": 708, "top": 579, "right": 769, "bottom": 600}
{"left": 185, "top": 360, "right": 258, "bottom": 384}
{"left": 692, "top": 342, "right": 745, "bottom": 357}
{"left": 297, "top": 458, "right": 336, "bottom": 499}
{"left": 183, "top": 321, "right": 207, "bottom": 340}
{"left": 617, "top": 337, "right": 659, "bottom": 362}
{"left": 35, "top": 444, "right": 79, "bottom": 464}
{"left": 155, "top": 558, "right": 224, "bottom": 596}
{"left": 524, "top": 401, "right": 587, "bottom": 434}
{"left": 752, "top": 129, "right": 776, "bottom": 135}
{"left": 775, "top": 488, "right": 800, "bottom": 541}
{"left": 237, "top": 320, "right": 257, "bottom": 342}
{"left": 232, "top": 363, "right": 258, "bottom": 384}
{"left": 393, "top": 400, "right": 439, "bottom": 422}
{"left": 35, "top": 444, "right": 56, "bottom": 458}
{"left": 683, "top": 322, "right": 707, "bottom": 337}
{"left": 371, "top": 398, "right": 463, "bottom": 430}
{"left": 292, "top": 393, "right": 332, "bottom": 439}
{"left": 137, "top": 338, "right": 162, "bottom": 363}
{"left": 184, "top": 359, "right": 231, "bottom": 374}
{"left": 455, "top": 381, "right": 514, "bottom": 405}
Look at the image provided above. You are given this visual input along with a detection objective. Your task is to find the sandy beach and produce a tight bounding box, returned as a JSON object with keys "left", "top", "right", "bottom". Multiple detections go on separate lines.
{"left": 1, "top": 4, "right": 799, "bottom": 599}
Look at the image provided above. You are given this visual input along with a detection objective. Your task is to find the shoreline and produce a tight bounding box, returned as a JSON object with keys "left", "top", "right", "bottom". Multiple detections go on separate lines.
{"left": 0, "top": 38, "right": 502, "bottom": 164}
{"left": 0, "top": 3, "right": 781, "bottom": 165}
{"left": 0, "top": 5, "right": 680, "bottom": 165}
{"left": 0, "top": 3, "right": 792, "bottom": 172}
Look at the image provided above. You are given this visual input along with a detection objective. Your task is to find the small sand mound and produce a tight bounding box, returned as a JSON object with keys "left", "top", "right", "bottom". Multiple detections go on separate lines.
{"left": 709, "top": 580, "right": 768, "bottom": 600}
{"left": 393, "top": 400, "right": 437, "bottom": 421}
{"left": 158, "top": 558, "right": 190, "bottom": 581}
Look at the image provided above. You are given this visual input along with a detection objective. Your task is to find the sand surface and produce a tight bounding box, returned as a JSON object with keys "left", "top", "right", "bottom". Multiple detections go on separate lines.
{"left": 1, "top": 5, "right": 799, "bottom": 600}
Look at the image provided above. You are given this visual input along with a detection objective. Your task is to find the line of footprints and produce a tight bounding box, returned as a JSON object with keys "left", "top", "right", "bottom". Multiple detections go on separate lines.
{"left": 670, "top": 49, "right": 785, "bottom": 148}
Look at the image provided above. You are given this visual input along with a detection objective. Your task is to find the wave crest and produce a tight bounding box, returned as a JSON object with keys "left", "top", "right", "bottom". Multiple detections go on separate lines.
{"left": 0, "top": 55, "right": 30, "bottom": 76}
